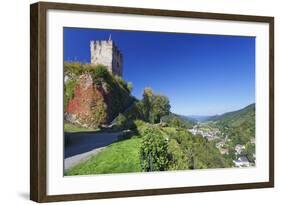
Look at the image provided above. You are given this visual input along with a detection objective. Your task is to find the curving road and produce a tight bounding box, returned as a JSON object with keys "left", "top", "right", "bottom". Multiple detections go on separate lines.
{"left": 64, "top": 131, "right": 123, "bottom": 171}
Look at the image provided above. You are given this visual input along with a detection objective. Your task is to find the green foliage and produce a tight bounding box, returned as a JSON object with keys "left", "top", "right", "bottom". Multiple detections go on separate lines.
{"left": 89, "top": 64, "right": 111, "bottom": 85}
{"left": 115, "top": 76, "right": 133, "bottom": 93}
{"left": 168, "top": 139, "right": 189, "bottom": 170}
{"left": 140, "top": 127, "right": 169, "bottom": 171}
{"left": 134, "top": 120, "right": 152, "bottom": 136}
{"left": 142, "top": 87, "right": 153, "bottom": 121}
{"left": 167, "top": 129, "right": 233, "bottom": 169}
{"left": 90, "top": 98, "right": 108, "bottom": 128}
{"left": 64, "top": 79, "right": 77, "bottom": 110}
{"left": 115, "top": 113, "right": 127, "bottom": 128}
{"left": 150, "top": 95, "right": 171, "bottom": 123}
{"left": 64, "top": 62, "right": 84, "bottom": 77}
{"left": 124, "top": 101, "right": 144, "bottom": 121}
{"left": 114, "top": 113, "right": 136, "bottom": 130}
{"left": 243, "top": 143, "right": 255, "bottom": 162}
{"left": 226, "top": 147, "right": 236, "bottom": 161}
{"left": 66, "top": 137, "right": 142, "bottom": 175}
{"left": 64, "top": 123, "right": 99, "bottom": 133}
{"left": 140, "top": 87, "right": 171, "bottom": 124}
{"left": 212, "top": 104, "right": 255, "bottom": 145}
{"left": 161, "top": 113, "right": 195, "bottom": 129}
{"left": 192, "top": 140, "right": 231, "bottom": 169}
{"left": 127, "top": 82, "right": 133, "bottom": 92}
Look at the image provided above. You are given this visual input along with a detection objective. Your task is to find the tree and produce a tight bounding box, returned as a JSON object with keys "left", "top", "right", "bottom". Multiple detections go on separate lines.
{"left": 171, "top": 118, "right": 181, "bottom": 127}
{"left": 141, "top": 88, "right": 171, "bottom": 123}
{"left": 142, "top": 87, "right": 153, "bottom": 121}
{"left": 140, "top": 127, "right": 169, "bottom": 171}
{"left": 150, "top": 94, "right": 171, "bottom": 123}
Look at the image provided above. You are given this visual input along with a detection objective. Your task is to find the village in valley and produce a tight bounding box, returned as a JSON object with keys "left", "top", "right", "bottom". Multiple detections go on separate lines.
{"left": 188, "top": 122, "right": 256, "bottom": 168}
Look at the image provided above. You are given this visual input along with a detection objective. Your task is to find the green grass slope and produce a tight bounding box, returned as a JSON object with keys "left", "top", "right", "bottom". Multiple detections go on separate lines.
{"left": 65, "top": 137, "right": 142, "bottom": 175}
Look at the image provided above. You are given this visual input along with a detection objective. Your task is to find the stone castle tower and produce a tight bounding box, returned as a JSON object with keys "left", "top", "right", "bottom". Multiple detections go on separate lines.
{"left": 90, "top": 38, "right": 123, "bottom": 76}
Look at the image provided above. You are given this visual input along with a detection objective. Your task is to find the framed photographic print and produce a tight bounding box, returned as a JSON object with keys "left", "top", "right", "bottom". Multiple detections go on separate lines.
{"left": 30, "top": 1, "right": 274, "bottom": 202}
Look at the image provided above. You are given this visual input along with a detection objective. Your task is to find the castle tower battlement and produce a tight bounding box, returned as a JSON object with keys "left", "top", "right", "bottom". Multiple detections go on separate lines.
{"left": 90, "top": 39, "right": 123, "bottom": 76}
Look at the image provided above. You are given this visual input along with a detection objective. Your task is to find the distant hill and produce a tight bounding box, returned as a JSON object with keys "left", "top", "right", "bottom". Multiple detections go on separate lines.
{"left": 209, "top": 103, "right": 255, "bottom": 144}
{"left": 161, "top": 113, "right": 196, "bottom": 129}
{"left": 208, "top": 103, "right": 255, "bottom": 126}
{"left": 187, "top": 115, "right": 213, "bottom": 122}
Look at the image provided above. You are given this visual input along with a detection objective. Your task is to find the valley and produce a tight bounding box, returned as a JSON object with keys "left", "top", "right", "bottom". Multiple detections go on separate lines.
{"left": 188, "top": 104, "right": 256, "bottom": 168}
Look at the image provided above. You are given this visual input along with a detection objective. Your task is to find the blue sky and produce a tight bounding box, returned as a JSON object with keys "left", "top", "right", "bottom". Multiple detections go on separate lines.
{"left": 64, "top": 27, "right": 255, "bottom": 116}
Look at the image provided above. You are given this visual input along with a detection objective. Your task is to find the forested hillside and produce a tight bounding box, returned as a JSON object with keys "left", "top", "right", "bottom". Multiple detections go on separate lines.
{"left": 211, "top": 103, "right": 255, "bottom": 145}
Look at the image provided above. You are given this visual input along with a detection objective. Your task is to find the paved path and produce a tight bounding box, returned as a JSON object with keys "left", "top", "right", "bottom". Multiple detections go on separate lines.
{"left": 64, "top": 131, "right": 123, "bottom": 170}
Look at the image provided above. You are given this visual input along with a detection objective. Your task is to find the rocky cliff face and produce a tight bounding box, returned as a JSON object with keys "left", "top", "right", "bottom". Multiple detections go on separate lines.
{"left": 66, "top": 74, "right": 108, "bottom": 128}
{"left": 64, "top": 65, "right": 133, "bottom": 128}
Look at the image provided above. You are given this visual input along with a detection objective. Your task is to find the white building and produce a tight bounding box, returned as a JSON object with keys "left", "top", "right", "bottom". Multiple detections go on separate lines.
{"left": 233, "top": 156, "right": 250, "bottom": 167}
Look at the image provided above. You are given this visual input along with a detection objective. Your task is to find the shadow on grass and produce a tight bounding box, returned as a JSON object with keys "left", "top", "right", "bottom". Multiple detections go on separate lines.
{"left": 65, "top": 131, "right": 120, "bottom": 158}
{"left": 64, "top": 122, "right": 140, "bottom": 158}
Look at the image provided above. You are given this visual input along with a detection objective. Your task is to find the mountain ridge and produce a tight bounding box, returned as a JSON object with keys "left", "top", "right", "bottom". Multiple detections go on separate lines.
{"left": 207, "top": 103, "right": 255, "bottom": 124}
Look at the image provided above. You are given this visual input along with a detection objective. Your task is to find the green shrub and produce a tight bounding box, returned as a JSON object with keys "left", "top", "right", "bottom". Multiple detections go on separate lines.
{"left": 64, "top": 79, "right": 77, "bottom": 110}
{"left": 134, "top": 120, "right": 151, "bottom": 136}
{"left": 243, "top": 142, "right": 255, "bottom": 162}
{"left": 64, "top": 62, "right": 84, "bottom": 76}
{"left": 140, "top": 127, "right": 169, "bottom": 171}
{"left": 115, "top": 76, "right": 133, "bottom": 93}
{"left": 168, "top": 139, "right": 189, "bottom": 170}
{"left": 123, "top": 101, "right": 144, "bottom": 121}
{"left": 89, "top": 64, "right": 111, "bottom": 86}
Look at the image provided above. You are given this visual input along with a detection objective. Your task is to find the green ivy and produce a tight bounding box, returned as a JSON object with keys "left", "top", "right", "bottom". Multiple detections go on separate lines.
{"left": 64, "top": 79, "right": 77, "bottom": 110}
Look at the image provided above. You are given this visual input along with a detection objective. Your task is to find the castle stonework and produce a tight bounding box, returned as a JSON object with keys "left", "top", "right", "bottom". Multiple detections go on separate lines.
{"left": 90, "top": 40, "right": 123, "bottom": 76}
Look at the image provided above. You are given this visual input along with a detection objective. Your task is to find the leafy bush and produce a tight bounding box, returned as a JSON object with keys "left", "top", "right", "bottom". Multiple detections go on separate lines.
{"left": 89, "top": 64, "right": 111, "bottom": 85}
{"left": 124, "top": 101, "right": 144, "bottom": 121}
{"left": 64, "top": 62, "right": 84, "bottom": 77}
{"left": 64, "top": 79, "right": 77, "bottom": 110}
{"left": 115, "top": 76, "right": 133, "bottom": 93}
{"left": 134, "top": 120, "right": 151, "bottom": 136}
{"left": 140, "top": 127, "right": 169, "bottom": 171}
{"left": 168, "top": 139, "right": 189, "bottom": 170}
{"left": 115, "top": 113, "right": 136, "bottom": 130}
